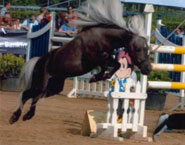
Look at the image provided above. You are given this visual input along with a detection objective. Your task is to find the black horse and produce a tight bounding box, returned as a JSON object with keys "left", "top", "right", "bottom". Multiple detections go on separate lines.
{"left": 9, "top": 0, "right": 152, "bottom": 124}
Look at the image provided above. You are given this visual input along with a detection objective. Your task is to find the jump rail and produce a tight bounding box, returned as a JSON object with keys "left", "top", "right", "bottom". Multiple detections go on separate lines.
{"left": 148, "top": 81, "right": 185, "bottom": 89}
{"left": 152, "top": 21, "right": 185, "bottom": 111}
{"left": 151, "top": 44, "right": 185, "bottom": 54}
{"left": 152, "top": 63, "right": 185, "bottom": 72}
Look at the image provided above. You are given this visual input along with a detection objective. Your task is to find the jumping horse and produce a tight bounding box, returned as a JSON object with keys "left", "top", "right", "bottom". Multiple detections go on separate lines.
{"left": 9, "top": 0, "right": 152, "bottom": 124}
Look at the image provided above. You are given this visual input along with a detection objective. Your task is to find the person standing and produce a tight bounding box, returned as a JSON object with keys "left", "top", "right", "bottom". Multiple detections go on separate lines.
{"left": 66, "top": 5, "right": 78, "bottom": 22}
{"left": 37, "top": 7, "right": 47, "bottom": 23}
{"left": 0, "top": 2, "right": 11, "bottom": 17}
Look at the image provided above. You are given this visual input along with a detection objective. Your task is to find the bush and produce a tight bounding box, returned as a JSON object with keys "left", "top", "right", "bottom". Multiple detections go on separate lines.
{"left": 9, "top": 9, "right": 39, "bottom": 22}
{"left": 148, "top": 71, "right": 171, "bottom": 82}
{"left": 0, "top": 54, "right": 25, "bottom": 78}
{"left": 163, "top": 22, "right": 185, "bottom": 32}
{"left": 147, "top": 71, "right": 171, "bottom": 94}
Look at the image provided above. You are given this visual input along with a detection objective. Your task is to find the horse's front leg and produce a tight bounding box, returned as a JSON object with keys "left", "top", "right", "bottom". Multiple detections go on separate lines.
{"left": 101, "top": 58, "right": 120, "bottom": 80}
{"left": 89, "top": 65, "right": 107, "bottom": 83}
{"left": 90, "top": 57, "right": 120, "bottom": 82}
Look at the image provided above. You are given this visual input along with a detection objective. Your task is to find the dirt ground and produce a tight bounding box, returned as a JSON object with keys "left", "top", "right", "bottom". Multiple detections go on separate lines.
{"left": 0, "top": 80, "right": 185, "bottom": 145}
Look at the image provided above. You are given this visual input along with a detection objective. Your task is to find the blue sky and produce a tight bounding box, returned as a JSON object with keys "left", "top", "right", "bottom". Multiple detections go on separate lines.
{"left": 121, "top": 0, "right": 185, "bottom": 8}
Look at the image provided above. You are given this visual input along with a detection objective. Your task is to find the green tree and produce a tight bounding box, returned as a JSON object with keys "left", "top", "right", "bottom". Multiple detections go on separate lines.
{"left": 9, "top": 0, "right": 37, "bottom": 6}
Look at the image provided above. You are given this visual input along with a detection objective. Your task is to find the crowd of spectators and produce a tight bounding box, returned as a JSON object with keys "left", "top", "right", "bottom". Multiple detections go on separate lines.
{"left": 56, "top": 5, "right": 78, "bottom": 36}
{"left": 0, "top": 2, "right": 19, "bottom": 30}
{"left": 0, "top": 2, "right": 78, "bottom": 35}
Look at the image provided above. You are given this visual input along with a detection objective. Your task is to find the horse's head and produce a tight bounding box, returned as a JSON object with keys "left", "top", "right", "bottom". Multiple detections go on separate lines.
{"left": 126, "top": 35, "right": 152, "bottom": 75}
{"left": 123, "top": 15, "right": 152, "bottom": 75}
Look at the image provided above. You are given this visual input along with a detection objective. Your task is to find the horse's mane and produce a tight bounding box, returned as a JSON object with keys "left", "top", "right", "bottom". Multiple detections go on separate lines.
{"left": 80, "top": 23, "right": 122, "bottom": 32}
{"left": 73, "top": 0, "right": 147, "bottom": 38}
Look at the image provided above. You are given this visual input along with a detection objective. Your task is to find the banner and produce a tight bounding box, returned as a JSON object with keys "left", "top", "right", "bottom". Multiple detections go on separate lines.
{"left": 0, "top": 29, "right": 28, "bottom": 55}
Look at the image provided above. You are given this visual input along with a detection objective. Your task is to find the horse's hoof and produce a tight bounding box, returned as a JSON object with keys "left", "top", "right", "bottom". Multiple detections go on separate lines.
{"left": 89, "top": 76, "right": 96, "bottom": 83}
{"left": 103, "top": 73, "right": 110, "bottom": 80}
{"left": 22, "top": 111, "right": 34, "bottom": 121}
{"left": 9, "top": 114, "right": 19, "bottom": 124}
{"left": 9, "top": 109, "right": 22, "bottom": 124}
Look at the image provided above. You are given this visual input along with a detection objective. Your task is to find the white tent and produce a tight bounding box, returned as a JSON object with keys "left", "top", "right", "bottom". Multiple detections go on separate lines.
{"left": 121, "top": 0, "right": 185, "bottom": 8}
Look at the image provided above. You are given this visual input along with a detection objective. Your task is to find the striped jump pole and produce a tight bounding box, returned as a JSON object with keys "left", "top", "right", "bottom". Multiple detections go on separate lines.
{"left": 148, "top": 81, "right": 185, "bottom": 90}
{"left": 151, "top": 44, "right": 185, "bottom": 54}
{"left": 151, "top": 63, "right": 185, "bottom": 72}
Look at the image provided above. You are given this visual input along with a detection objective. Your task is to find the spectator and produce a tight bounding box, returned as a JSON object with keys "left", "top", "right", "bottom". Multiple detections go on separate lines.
{"left": 65, "top": 5, "right": 78, "bottom": 22}
{"left": 175, "top": 28, "right": 184, "bottom": 38}
{"left": 55, "top": 12, "right": 66, "bottom": 31}
{"left": 0, "top": 1, "right": 11, "bottom": 17}
{"left": 40, "top": 11, "right": 51, "bottom": 23}
{"left": 37, "top": 7, "right": 47, "bottom": 22}
{"left": 20, "top": 14, "right": 38, "bottom": 30}
{"left": 59, "top": 19, "right": 77, "bottom": 36}
{"left": 0, "top": 12, "right": 17, "bottom": 30}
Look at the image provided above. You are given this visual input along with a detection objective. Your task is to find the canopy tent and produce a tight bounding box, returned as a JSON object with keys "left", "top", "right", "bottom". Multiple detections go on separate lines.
{"left": 121, "top": 0, "right": 185, "bottom": 8}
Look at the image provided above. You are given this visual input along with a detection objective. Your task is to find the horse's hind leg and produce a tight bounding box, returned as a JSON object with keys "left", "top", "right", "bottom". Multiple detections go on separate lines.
{"left": 9, "top": 89, "right": 36, "bottom": 124}
{"left": 23, "top": 77, "right": 65, "bottom": 121}
{"left": 22, "top": 94, "right": 41, "bottom": 121}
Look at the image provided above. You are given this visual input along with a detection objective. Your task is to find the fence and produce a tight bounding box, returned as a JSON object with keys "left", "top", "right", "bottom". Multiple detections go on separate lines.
{"left": 67, "top": 73, "right": 110, "bottom": 99}
{"left": 26, "top": 12, "right": 73, "bottom": 61}
{"left": 150, "top": 43, "right": 185, "bottom": 111}
{"left": 97, "top": 80, "right": 147, "bottom": 139}
{"left": 153, "top": 18, "right": 185, "bottom": 111}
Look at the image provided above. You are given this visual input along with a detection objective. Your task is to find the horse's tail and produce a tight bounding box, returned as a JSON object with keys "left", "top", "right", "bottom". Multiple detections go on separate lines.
{"left": 19, "top": 57, "right": 40, "bottom": 90}
{"left": 18, "top": 57, "right": 40, "bottom": 108}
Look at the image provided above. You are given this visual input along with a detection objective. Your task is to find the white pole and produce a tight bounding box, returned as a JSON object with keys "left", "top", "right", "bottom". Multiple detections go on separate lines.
{"left": 180, "top": 37, "right": 185, "bottom": 110}
{"left": 26, "top": 23, "right": 33, "bottom": 62}
{"left": 140, "top": 4, "right": 154, "bottom": 126}
{"left": 154, "top": 17, "right": 162, "bottom": 63}
{"left": 48, "top": 12, "right": 55, "bottom": 51}
{"left": 141, "top": 4, "right": 154, "bottom": 94}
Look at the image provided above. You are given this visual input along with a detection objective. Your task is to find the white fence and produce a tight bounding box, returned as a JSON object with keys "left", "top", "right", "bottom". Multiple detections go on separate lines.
{"left": 97, "top": 80, "right": 147, "bottom": 139}
{"left": 67, "top": 73, "right": 110, "bottom": 99}
{"left": 67, "top": 73, "right": 148, "bottom": 139}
